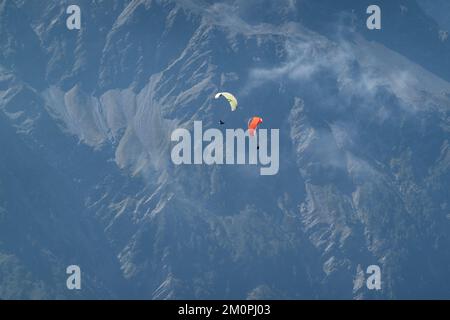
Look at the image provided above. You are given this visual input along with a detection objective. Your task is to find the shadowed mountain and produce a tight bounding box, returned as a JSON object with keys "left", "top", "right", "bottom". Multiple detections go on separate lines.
{"left": 0, "top": 0, "right": 449, "bottom": 299}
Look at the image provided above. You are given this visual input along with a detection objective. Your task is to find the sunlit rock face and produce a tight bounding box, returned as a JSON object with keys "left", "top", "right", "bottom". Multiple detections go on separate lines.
{"left": 0, "top": 0, "right": 449, "bottom": 299}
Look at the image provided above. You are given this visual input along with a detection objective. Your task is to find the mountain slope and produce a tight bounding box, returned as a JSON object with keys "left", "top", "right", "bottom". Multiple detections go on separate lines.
{"left": 0, "top": 0, "right": 449, "bottom": 299}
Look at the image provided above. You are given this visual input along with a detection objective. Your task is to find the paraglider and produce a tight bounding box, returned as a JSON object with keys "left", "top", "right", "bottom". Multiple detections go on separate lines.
{"left": 215, "top": 92, "right": 238, "bottom": 125}
{"left": 215, "top": 92, "right": 238, "bottom": 111}
{"left": 213, "top": 93, "right": 264, "bottom": 148}
{"left": 248, "top": 116, "right": 263, "bottom": 137}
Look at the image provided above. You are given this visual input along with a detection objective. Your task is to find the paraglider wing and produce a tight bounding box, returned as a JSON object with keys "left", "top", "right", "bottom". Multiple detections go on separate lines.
{"left": 248, "top": 116, "right": 263, "bottom": 136}
{"left": 215, "top": 92, "right": 238, "bottom": 111}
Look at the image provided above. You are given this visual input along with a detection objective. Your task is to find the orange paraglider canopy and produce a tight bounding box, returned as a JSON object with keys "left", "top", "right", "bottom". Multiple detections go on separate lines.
{"left": 248, "top": 116, "right": 263, "bottom": 136}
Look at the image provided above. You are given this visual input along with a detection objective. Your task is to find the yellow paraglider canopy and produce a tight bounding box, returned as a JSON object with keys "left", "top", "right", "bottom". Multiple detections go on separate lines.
{"left": 215, "top": 92, "right": 238, "bottom": 111}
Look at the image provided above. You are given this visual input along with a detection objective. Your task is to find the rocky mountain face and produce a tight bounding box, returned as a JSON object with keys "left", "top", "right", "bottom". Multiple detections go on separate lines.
{"left": 0, "top": 0, "right": 449, "bottom": 299}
